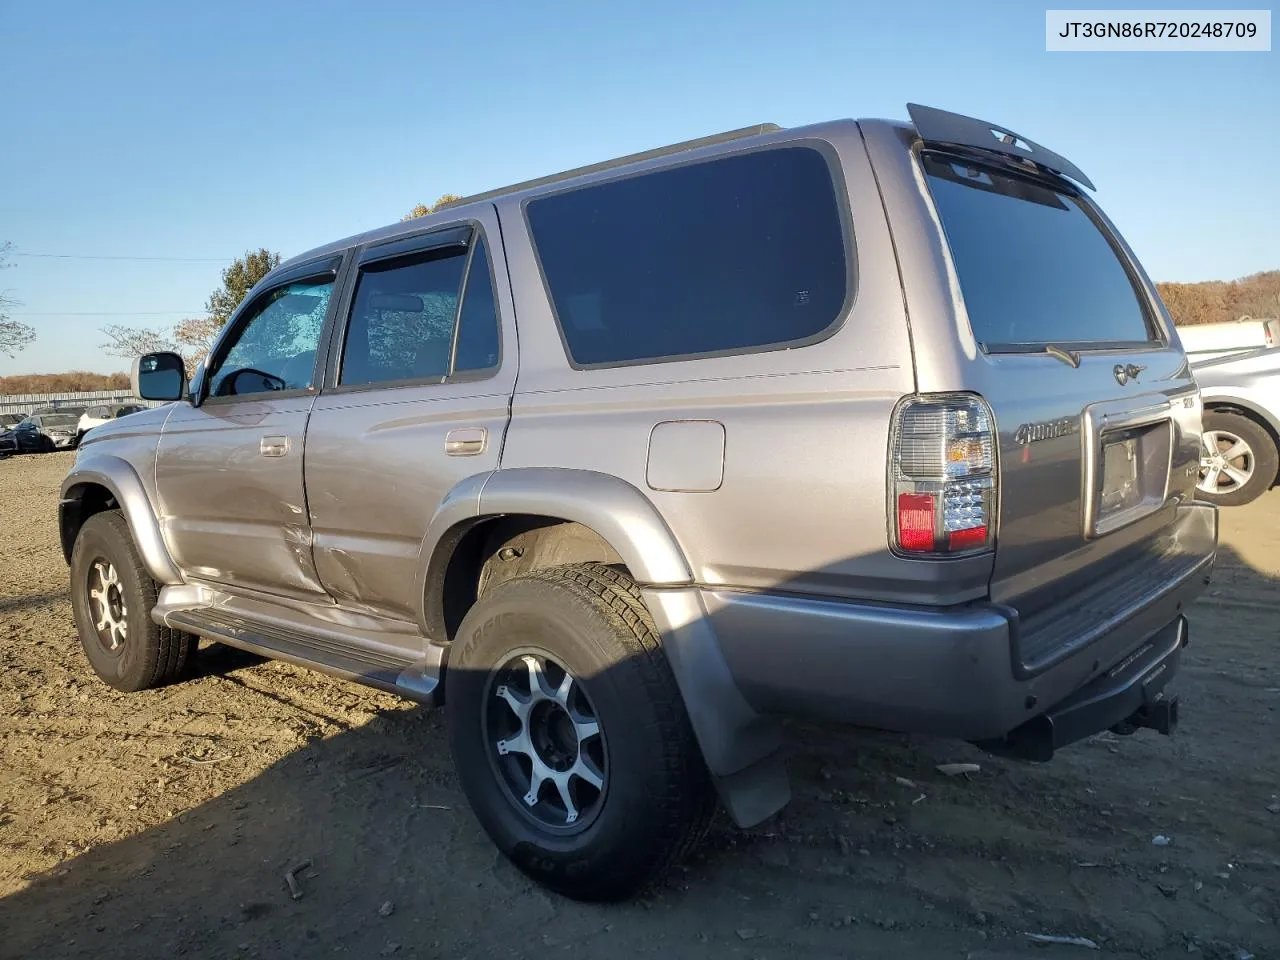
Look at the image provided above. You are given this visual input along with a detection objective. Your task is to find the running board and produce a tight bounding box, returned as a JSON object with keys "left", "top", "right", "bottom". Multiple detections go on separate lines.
{"left": 164, "top": 603, "right": 446, "bottom": 706}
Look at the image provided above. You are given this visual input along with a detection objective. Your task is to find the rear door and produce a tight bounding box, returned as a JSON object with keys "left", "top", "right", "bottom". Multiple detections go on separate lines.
{"left": 302, "top": 212, "right": 514, "bottom": 627}
{"left": 918, "top": 152, "right": 1201, "bottom": 621}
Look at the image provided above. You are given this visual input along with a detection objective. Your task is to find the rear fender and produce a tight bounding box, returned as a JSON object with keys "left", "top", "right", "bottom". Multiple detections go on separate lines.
{"left": 415, "top": 468, "right": 787, "bottom": 825}
{"left": 1199, "top": 388, "right": 1280, "bottom": 438}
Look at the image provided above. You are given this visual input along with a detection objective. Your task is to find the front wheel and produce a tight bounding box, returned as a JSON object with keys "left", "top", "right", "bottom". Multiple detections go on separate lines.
{"left": 446, "top": 563, "right": 715, "bottom": 901}
{"left": 70, "top": 510, "right": 197, "bottom": 691}
{"left": 1197, "top": 410, "right": 1278, "bottom": 506}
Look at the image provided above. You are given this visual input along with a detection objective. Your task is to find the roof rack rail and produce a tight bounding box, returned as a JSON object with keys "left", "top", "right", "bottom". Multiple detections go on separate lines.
{"left": 437, "top": 122, "right": 783, "bottom": 210}
{"left": 907, "top": 103, "right": 1094, "bottom": 191}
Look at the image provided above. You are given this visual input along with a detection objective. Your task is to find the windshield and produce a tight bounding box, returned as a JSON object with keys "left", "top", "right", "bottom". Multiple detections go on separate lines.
{"left": 41, "top": 415, "right": 78, "bottom": 428}
{"left": 922, "top": 152, "right": 1157, "bottom": 349}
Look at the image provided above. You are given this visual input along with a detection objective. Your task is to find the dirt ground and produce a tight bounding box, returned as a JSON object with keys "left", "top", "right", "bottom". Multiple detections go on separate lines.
{"left": 0, "top": 452, "right": 1276, "bottom": 960}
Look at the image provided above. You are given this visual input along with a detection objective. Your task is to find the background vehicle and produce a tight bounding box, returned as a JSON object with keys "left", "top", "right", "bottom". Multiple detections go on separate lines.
{"left": 60, "top": 104, "right": 1215, "bottom": 901}
{"left": 1191, "top": 345, "right": 1280, "bottom": 505}
{"left": 14, "top": 414, "right": 80, "bottom": 452}
{"left": 1178, "top": 317, "right": 1279, "bottom": 363}
{"left": 76, "top": 403, "right": 145, "bottom": 444}
{"left": 0, "top": 430, "right": 16, "bottom": 458}
{"left": 32, "top": 405, "right": 87, "bottom": 418}
{"left": 0, "top": 413, "right": 27, "bottom": 429}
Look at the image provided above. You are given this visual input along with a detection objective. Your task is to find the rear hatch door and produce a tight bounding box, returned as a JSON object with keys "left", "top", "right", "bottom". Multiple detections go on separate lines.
{"left": 920, "top": 152, "right": 1202, "bottom": 668}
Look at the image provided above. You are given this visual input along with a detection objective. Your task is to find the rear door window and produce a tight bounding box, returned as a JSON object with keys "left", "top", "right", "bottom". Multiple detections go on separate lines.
{"left": 526, "top": 146, "right": 849, "bottom": 367}
{"left": 921, "top": 153, "right": 1156, "bottom": 349}
{"left": 339, "top": 234, "right": 501, "bottom": 388}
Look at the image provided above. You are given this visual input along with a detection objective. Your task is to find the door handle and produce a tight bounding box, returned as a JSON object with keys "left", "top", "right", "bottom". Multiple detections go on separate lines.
{"left": 260, "top": 436, "right": 289, "bottom": 458}
{"left": 445, "top": 427, "right": 487, "bottom": 456}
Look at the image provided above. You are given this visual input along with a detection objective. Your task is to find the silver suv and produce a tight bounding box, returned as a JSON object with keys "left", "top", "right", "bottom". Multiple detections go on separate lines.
{"left": 61, "top": 104, "right": 1217, "bottom": 900}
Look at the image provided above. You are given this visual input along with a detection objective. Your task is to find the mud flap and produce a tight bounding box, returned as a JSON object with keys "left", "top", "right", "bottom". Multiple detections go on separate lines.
{"left": 641, "top": 587, "right": 790, "bottom": 827}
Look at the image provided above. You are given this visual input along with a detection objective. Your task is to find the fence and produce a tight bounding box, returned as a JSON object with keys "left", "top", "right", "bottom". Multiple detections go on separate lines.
{"left": 0, "top": 390, "right": 160, "bottom": 417}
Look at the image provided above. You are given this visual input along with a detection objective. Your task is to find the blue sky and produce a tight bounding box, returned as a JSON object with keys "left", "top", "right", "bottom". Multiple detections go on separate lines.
{"left": 1, "top": 0, "right": 1275, "bottom": 375}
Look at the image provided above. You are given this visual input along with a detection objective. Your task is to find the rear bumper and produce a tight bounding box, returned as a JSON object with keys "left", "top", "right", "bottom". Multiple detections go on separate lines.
{"left": 977, "top": 615, "right": 1185, "bottom": 761}
{"left": 701, "top": 502, "right": 1215, "bottom": 749}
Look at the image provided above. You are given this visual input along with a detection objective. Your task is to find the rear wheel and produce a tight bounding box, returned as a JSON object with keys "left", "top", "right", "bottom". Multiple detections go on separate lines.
{"left": 1196, "top": 410, "right": 1278, "bottom": 506}
{"left": 446, "top": 563, "right": 715, "bottom": 901}
{"left": 70, "top": 510, "right": 197, "bottom": 691}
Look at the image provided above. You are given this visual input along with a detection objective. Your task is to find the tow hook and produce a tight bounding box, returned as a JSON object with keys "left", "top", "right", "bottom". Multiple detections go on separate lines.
{"left": 1111, "top": 695, "right": 1179, "bottom": 737}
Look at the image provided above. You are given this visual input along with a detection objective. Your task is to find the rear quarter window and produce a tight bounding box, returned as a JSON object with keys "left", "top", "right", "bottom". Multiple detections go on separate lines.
{"left": 526, "top": 145, "right": 850, "bottom": 367}
{"left": 922, "top": 153, "right": 1156, "bottom": 349}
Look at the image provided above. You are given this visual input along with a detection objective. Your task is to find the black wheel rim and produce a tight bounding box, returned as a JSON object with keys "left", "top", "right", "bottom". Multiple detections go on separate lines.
{"left": 482, "top": 650, "right": 608, "bottom": 834}
{"left": 86, "top": 556, "right": 128, "bottom": 655}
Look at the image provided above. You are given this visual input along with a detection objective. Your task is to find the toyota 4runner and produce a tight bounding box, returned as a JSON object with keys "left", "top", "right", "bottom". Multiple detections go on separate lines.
{"left": 61, "top": 104, "right": 1217, "bottom": 901}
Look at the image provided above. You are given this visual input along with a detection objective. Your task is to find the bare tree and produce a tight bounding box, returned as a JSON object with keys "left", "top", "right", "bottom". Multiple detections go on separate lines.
{"left": 99, "top": 324, "right": 179, "bottom": 360}
{"left": 99, "top": 248, "right": 278, "bottom": 372}
{"left": 0, "top": 319, "right": 35, "bottom": 359}
{"left": 0, "top": 242, "right": 36, "bottom": 358}
{"left": 173, "top": 316, "right": 223, "bottom": 368}
{"left": 100, "top": 314, "right": 223, "bottom": 374}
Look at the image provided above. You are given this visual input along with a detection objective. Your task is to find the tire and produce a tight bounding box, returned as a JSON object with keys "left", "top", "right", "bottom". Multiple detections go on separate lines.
{"left": 70, "top": 510, "right": 197, "bottom": 692}
{"left": 446, "top": 562, "right": 715, "bottom": 901}
{"left": 1196, "top": 410, "right": 1278, "bottom": 507}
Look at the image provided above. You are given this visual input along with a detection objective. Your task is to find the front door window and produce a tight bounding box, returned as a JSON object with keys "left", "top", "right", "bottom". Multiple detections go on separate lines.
{"left": 206, "top": 278, "right": 334, "bottom": 398}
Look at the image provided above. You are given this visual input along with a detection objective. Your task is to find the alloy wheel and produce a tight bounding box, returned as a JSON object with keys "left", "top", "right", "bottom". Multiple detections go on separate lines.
{"left": 1198, "top": 429, "right": 1255, "bottom": 495}
{"left": 88, "top": 558, "right": 128, "bottom": 653}
{"left": 484, "top": 652, "right": 607, "bottom": 832}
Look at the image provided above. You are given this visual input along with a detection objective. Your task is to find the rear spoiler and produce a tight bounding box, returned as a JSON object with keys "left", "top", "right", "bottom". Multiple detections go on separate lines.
{"left": 907, "top": 103, "right": 1095, "bottom": 191}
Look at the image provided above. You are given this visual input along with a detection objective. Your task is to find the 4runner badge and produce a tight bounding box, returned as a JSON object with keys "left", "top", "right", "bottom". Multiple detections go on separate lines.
{"left": 1014, "top": 417, "right": 1078, "bottom": 445}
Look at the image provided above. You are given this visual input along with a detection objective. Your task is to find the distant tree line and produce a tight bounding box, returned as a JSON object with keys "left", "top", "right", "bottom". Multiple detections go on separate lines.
{"left": 1156, "top": 270, "right": 1280, "bottom": 326}
{"left": 0, "top": 371, "right": 130, "bottom": 395}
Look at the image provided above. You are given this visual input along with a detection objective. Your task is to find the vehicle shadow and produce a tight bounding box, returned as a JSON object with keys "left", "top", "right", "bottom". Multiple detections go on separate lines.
{"left": 189, "top": 640, "right": 268, "bottom": 678}
{"left": 1, "top": 541, "right": 1276, "bottom": 959}
{"left": 0, "top": 590, "right": 68, "bottom": 614}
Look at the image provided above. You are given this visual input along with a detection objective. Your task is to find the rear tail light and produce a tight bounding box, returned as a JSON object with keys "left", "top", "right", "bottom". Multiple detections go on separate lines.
{"left": 890, "top": 394, "right": 997, "bottom": 556}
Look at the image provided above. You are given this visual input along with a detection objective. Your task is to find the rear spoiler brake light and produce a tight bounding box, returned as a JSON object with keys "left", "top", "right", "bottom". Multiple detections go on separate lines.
{"left": 907, "top": 103, "right": 1095, "bottom": 192}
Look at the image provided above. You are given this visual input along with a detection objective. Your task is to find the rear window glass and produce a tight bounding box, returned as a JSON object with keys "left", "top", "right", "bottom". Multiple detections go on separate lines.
{"left": 922, "top": 153, "right": 1155, "bottom": 348}
{"left": 526, "top": 146, "right": 848, "bottom": 367}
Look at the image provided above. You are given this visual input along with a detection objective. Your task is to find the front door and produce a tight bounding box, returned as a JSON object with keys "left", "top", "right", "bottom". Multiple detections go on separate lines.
{"left": 303, "top": 215, "right": 515, "bottom": 626}
{"left": 156, "top": 256, "right": 344, "bottom": 600}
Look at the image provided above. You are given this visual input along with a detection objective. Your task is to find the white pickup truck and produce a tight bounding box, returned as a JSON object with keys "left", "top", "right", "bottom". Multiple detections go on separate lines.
{"left": 1177, "top": 317, "right": 1279, "bottom": 363}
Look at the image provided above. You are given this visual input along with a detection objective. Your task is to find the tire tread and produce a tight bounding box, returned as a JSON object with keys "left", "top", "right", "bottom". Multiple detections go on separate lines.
{"left": 525, "top": 563, "right": 717, "bottom": 875}
{"left": 73, "top": 510, "right": 195, "bottom": 691}
{"left": 449, "top": 561, "right": 717, "bottom": 900}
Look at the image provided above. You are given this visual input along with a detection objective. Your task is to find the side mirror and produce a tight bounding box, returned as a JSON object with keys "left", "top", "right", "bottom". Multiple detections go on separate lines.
{"left": 132, "top": 352, "right": 187, "bottom": 402}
